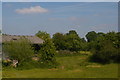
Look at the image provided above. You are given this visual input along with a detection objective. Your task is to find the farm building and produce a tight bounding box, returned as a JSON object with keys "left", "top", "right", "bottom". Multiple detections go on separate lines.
{"left": 2, "top": 34, "right": 44, "bottom": 59}
{"left": 1, "top": 35, "right": 44, "bottom": 67}
{"left": 2, "top": 34, "right": 44, "bottom": 44}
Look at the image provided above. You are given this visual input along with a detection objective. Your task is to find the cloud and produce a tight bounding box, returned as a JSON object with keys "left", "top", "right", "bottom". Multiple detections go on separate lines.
{"left": 15, "top": 6, "right": 48, "bottom": 14}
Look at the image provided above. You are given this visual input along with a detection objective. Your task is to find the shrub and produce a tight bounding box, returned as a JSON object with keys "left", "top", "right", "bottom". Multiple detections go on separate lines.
{"left": 38, "top": 39, "right": 58, "bottom": 68}
{"left": 36, "top": 31, "right": 58, "bottom": 68}
{"left": 112, "top": 48, "right": 120, "bottom": 63}
{"left": 89, "top": 40, "right": 119, "bottom": 64}
{"left": 3, "top": 39, "right": 34, "bottom": 66}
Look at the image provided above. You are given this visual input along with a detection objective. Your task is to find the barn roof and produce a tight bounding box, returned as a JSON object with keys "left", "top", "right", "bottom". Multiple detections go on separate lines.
{"left": 2, "top": 35, "right": 44, "bottom": 44}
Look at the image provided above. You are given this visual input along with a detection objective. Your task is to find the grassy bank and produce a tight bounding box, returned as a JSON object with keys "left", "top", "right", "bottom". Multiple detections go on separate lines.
{"left": 2, "top": 55, "right": 118, "bottom": 78}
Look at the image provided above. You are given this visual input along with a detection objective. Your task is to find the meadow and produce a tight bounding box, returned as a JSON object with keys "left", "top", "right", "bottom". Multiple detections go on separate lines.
{"left": 2, "top": 55, "right": 118, "bottom": 78}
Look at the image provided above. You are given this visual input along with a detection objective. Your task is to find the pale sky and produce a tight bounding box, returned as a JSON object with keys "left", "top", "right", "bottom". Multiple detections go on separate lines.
{"left": 2, "top": 0, "right": 120, "bottom": 2}
{"left": 2, "top": 2, "right": 118, "bottom": 38}
{"left": 0, "top": 2, "right": 2, "bottom": 30}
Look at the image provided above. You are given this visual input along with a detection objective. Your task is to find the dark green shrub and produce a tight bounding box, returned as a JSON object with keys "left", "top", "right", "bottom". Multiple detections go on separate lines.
{"left": 89, "top": 40, "right": 118, "bottom": 64}
{"left": 3, "top": 39, "right": 34, "bottom": 66}
{"left": 89, "top": 51, "right": 111, "bottom": 64}
{"left": 112, "top": 48, "right": 120, "bottom": 63}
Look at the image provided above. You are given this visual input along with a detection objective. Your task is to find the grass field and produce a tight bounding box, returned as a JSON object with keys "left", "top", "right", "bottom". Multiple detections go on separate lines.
{"left": 2, "top": 55, "right": 118, "bottom": 78}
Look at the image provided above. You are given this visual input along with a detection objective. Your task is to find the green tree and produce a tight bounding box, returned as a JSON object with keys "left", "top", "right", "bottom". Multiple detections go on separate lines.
{"left": 105, "top": 32, "right": 118, "bottom": 48}
{"left": 116, "top": 32, "right": 120, "bottom": 48}
{"left": 53, "top": 33, "right": 66, "bottom": 50}
{"left": 39, "top": 38, "right": 57, "bottom": 67}
{"left": 36, "top": 31, "right": 50, "bottom": 41}
{"left": 65, "top": 30, "right": 82, "bottom": 51}
{"left": 36, "top": 31, "right": 57, "bottom": 67}
{"left": 66, "top": 30, "right": 80, "bottom": 41}
{"left": 53, "top": 30, "right": 83, "bottom": 51}
{"left": 86, "top": 31, "right": 97, "bottom": 42}
{"left": 97, "top": 32, "right": 105, "bottom": 37}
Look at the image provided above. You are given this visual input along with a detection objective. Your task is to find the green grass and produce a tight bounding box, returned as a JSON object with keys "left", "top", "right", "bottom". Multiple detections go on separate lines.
{"left": 2, "top": 55, "right": 118, "bottom": 78}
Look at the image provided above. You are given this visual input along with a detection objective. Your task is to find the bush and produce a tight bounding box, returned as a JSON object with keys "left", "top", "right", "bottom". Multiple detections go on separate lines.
{"left": 112, "top": 48, "right": 120, "bottom": 63}
{"left": 36, "top": 31, "right": 58, "bottom": 68}
{"left": 3, "top": 39, "right": 34, "bottom": 66}
{"left": 89, "top": 52, "right": 111, "bottom": 64}
{"left": 89, "top": 40, "right": 119, "bottom": 64}
{"left": 38, "top": 39, "right": 58, "bottom": 68}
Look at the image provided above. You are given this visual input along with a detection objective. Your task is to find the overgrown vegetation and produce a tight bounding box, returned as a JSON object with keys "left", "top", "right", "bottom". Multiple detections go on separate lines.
{"left": 52, "top": 30, "right": 119, "bottom": 64}
{"left": 87, "top": 32, "right": 120, "bottom": 64}
{"left": 53, "top": 30, "right": 86, "bottom": 51}
{"left": 2, "top": 30, "right": 119, "bottom": 70}
{"left": 3, "top": 55, "right": 118, "bottom": 78}
{"left": 36, "top": 31, "right": 58, "bottom": 68}
{"left": 3, "top": 39, "right": 34, "bottom": 67}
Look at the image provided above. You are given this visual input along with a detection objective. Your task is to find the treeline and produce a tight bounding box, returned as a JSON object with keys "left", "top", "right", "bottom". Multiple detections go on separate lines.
{"left": 53, "top": 30, "right": 85, "bottom": 51}
{"left": 51, "top": 30, "right": 120, "bottom": 64}
{"left": 36, "top": 30, "right": 120, "bottom": 64}
{"left": 3, "top": 30, "right": 120, "bottom": 69}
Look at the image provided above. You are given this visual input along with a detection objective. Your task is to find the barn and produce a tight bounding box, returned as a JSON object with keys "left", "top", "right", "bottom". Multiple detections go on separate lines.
{"left": 2, "top": 34, "right": 44, "bottom": 44}
{"left": 2, "top": 34, "right": 44, "bottom": 59}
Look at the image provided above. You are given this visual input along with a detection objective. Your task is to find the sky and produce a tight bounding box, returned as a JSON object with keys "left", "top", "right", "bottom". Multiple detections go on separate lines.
{"left": 0, "top": 2, "right": 1, "bottom": 30}
{"left": 2, "top": 0, "right": 120, "bottom": 2}
{"left": 2, "top": 2, "right": 118, "bottom": 38}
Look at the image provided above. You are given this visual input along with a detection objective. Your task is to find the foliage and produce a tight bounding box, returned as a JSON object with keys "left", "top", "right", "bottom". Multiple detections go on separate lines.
{"left": 36, "top": 31, "right": 50, "bottom": 41}
{"left": 65, "top": 30, "right": 82, "bottom": 51}
{"left": 89, "top": 31, "right": 120, "bottom": 64}
{"left": 3, "top": 55, "right": 118, "bottom": 78}
{"left": 85, "top": 31, "right": 98, "bottom": 42}
{"left": 3, "top": 39, "right": 34, "bottom": 66}
{"left": 90, "top": 40, "right": 116, "bottom": 64}
{"left": 53, "top": 30, "right": 83, "bottom": 51}
{"left": 39, "top": 39, "right": 58, "bottom": 68}
{"left": 36, "top": 31, "right": 57, "bottom": 68}
{"left": 3, "top": 30, "right": 119, "bottom": 69}
{"left": 53, "top": 33, "right": 66, "bottom": 50}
